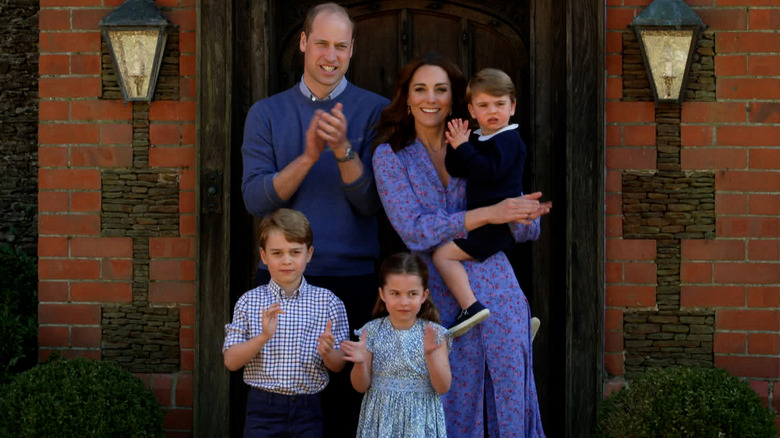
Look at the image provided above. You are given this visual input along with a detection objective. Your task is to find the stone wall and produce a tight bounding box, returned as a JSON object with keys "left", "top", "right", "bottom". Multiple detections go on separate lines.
{"left": 0, "top": 0, "right": 38, "bottom": 254}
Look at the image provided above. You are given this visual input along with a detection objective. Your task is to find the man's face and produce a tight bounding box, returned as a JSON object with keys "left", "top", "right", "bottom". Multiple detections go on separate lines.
{"left": 299, "top": 11, "right": 353, "bottom": 99}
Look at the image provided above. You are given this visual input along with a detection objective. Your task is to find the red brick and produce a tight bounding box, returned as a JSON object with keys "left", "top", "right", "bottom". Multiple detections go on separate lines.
{"left": 606, "top": 193, "right": 621, "bottom": 215}
{"left": 606, "top": 54, "right": 622, "bottom": 76}
{"left": 715, "top": 193, "right": 747, "bottom": 215}
{"left": 715, "top": 55, "right": 747, "bottom": 76}
{"left": 605, "top": 308, "right": 623, "bottom": 331}
{"left": 749, "top": 102, "right": 780, "bottom": 124}
{"left": 71, "top": 8, "right": 107, "bottom": 30}
{"left": 40, "top": 349, "right": 100, "bottom": 361}
{"left": 748, "top": 287, "right": 780, "bottom": 308}
{"left": 605, "top": 330, "right": 623, "bottom": 352}
{"left": 149, "top": 101, "right": 196, "bottom": 122}
{"left": 38, "top": 214, "right": 101, "bottom": 236}
{"left": 604, "top": 379, "right": 626, "bottom": 397}
{"left": 179, "top": 32, "right": 195, "bottom": 54}
{"left": 719, "top": 126, "right": 780, "bottom": 147}
{"left": 606, "top": 78, "right": 622, "bottom": 100}
{"left": 180, "top": 261, "right": 194, "bottom": 282}
{"left": 180, "top": 306, "right": 194, "bottom": 326}
{"left": 71, "top": 237, "right": 132, "bottom": 257}
{"left": 71, "top": 192, "right": 101, "bottom": 212}
{"left": 164, "top": 408, "right": 193, "bottom": 431}
{"left": 681, "top": 285, "right": 745, "bottom": 307}
{"left": 749, "top": 8, "right": 780, "bottom": 30}
{"left": 39, "top": 303, "right": 101, "bottom": 325}
{"left": 101, "top": 259, "right": 133, "bottom": 280}
{"left": 39, "top": 259, "right": 100, "bottom": 280}
{"left": 101, "top": 124, "right": 133, "bottom": 145}
{"left": 680, "top": 125, "right": 713, "bottom": 146}
{"left": 716, "top": 262, "right": 780, "bottom": 284}
{"left": 180, "top": 77, "right": 196, "bottom": 98}
{"left": 606, "top": 102, "right": 655, "bottom": 123}
{"left": 606, "top": 217, "right": 622, "bottom": 238}
{"left": 39, "top": 169, "right": 101, "bottom": 189}
{"left": 150, "top": 237, "right": 195, "bottom": 258}
{"left": 606, "top": 8, "right": 642, "bottom": 30}
{"left": 180, "top": 327, "right": 194, "bottom": 349}
{"left": 696, "top": 8, "right": 747, "bottom": 30}
{"left": 716, "top": 32, "right": 780, "bottom": 54}
{"left": 622, "top": 125, "right": 655, "bottom": 146}
{"left": 38, "top": 146, "right": 69, "bottom": 167}
{"left": 714, "top": 332, "right": 746, "bottom": 354}
{"left": 71, "top": 146, "right": 133, "bottom": 167}
{"left": 748, "top": 333, "right": 780, "bottom": 355}
{"left": 682, "top": 240, "right": 745, "bottom": 261}
{"left": 71, "top": 282, "right": 132, "bottom": 302}
{"left": 180, "top": 169, "right": 195, "bottom": 190}
{"left": 180, "top": 54, "right": 196, "bottom": 76}
{"left": 168, "top": 9, "right": 196, "bottom": 31}
{"left": 180, "top": 215, "right": 196, "bottom": 236}
{"left": 175, "top": 373, "right": 194, "bottom": 407}
{"left": 607, "top": 239, "right": 656, "bottom": 261}
{"left": 39, "top": 326, "right": 70, "bottom": 347}
{"left": 149, "top": 282, "right": 195, "bottom": 304}
{"left": 624, "top": 262, "right": 655, "bottom": 284}
{"left": 39, "top": 54, "right": 70, "bottom": 75}
{"left": 717, "top": 217, "right": 780, "bottom": 238}
{"left": 680, "top": 262, "right": 713, "bottom": 283}
{"left": 178, "top": 192, "right": 195, "bottom": 215}
{"left": 748, "top": 240, "right": 779, "bottom": 261}
{"left": 681, "top": 147, "right": 746, "bottom": 170}
{"left": 38, "top": 281, "right": 69, "bottom": 302}
{"left": 72, "top": 100, "right": 132, "bottom": 121}
{"left": 181, "top": 124, "right": 195, "bottom": 145}
{"left": 38, "top": 191, "right": 69, "bottom": 212}
{"left": 149, "top": 146, "right": 195, "bottom": 168}
{"left": 39, "top": 101, "right": 70, "bottom": 121}
{"left": 749, "top": 148, "right": 780, "bottom": 170}
{"left": 40, "top": 32, "right": 100, "bottom": 53}
{"left": 606, "top": 286, "right": 656, "bottom": 307}
{"left": 718, "top": 309, "right": 780, "bottom": 331}
{"left": 39, "top": 77, "right": 101, "bottom": 98}
{"left": 749, "top": 194, "right": 780, "bottom": 216}
{"left": 606, "top": 31, "right": 622, "bottom": 53}
{"left": 41, "top": 0, "right": 101, "bottom": 6}
{"left": 149, "top": 124, "right": 181, "bottom": 145}
{"left": 717, "top": 171, "right": 780, "bottom": 192}
{"left": 180, "top": 349, "right": 194, "bottom": 371}
{"left": 152, "top": 374, "right": 174, "bottom": 407}
{"left": 39, "top": 124, "right": 100, "bottom": 145}
{"left": 38, "top": 236, "right": 69, "bottom": 257}
{"left": 606, "top": 170, "right": 622, "bottom": 191}
{"left": 150, "top": 260, "right": 182, "bottom": 281}
{"left": 749, "top": 54, "right": 780, "bottom": 76}
{"left": 39, "top": 9, "right": 71, "bottom": 31}
{"left": 715, "top": 355, "right": 779, "bottom": 379}
{"left": 682, "top": 102, "right": 747, "bottom": 123}
{"left": 71, "top": 326, "right": 102, "bottom": 348}
{"left": 71, "top": 54, "right": 101, "bottom": 75}
{"left": 718, "top": 78, "right": 780, "bottom": 100}
{"left": 604, "top": 352, "right": 624, "bottom": 375}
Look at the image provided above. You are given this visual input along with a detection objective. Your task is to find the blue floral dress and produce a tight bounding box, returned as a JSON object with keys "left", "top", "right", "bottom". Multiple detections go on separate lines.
{"left": 355, "top": 317, "right": 450, "bottom": 438}
{"left": 373, "top": 140, "right": 546, "bottom": 437}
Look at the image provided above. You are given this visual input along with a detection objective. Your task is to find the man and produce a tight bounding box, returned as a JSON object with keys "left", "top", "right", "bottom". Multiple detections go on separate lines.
{"left": 240, "top": 3, "right": 389, "bottom": 436}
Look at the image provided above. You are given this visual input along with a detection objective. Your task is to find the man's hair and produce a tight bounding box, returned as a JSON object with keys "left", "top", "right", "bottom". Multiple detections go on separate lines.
{"left": 258, "top": 208, "right": 313, "bottom": 249}
{"left": 303, "top": 2, "right": 355, "bottom": 39}
{"left": 466, "top": 68, "right": 516, "bottom": 103}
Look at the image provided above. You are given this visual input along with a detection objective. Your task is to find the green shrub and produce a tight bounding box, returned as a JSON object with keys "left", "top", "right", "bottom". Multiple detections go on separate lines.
{"left": 0, "top": 357, "right": 164, "bottom": 438}
{"left": 594, "top": 366, "right": 777, "bottom": 438}
{"left": 0, "top": 242, "right": 38, "bottom": 384}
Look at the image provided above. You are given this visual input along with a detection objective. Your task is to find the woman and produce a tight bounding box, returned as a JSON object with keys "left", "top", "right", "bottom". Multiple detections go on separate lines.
{"left": 372, "top": 53, "right": 548, "bottom": 437}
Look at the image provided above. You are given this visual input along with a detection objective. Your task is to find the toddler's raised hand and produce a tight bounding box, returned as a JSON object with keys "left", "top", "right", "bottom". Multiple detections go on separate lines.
{"left": 341, "top": 330, "right": 371, "bottom": 364}
{"left": 261, "top": 303, "right": 285, "bottom": 339}
{"left": 445, "top": 118, "right": 471, "bottom": 149}
{"left": 424, "top": 323, "right": 445, "bottom": 356}
{"left": 317, "top": 320, "right": 337, "bottom": 357}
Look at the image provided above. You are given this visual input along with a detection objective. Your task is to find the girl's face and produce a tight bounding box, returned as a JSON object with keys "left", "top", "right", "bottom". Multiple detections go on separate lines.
{"left": 379, "top": 273, "right": 429, "bottom": 330}
{"left": 407, "top": 65, "right": 453, "bottom": 131}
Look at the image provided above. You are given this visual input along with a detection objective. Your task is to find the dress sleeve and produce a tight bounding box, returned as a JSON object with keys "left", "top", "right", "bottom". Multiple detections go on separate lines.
{"left": 509, "top": 217, "right": 541, "bottom": 242}
{"left": 372, "top": 144, "right": 467, "bottom": 252}
{"left": 241, "top": 103, "right": 286, "bottom": 217}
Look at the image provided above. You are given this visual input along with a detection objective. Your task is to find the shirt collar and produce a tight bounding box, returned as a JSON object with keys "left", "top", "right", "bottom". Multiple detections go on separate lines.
{"left": 299, "top": 76, "right": 348, "bottom": 101}
{"left": 268, "top": 277, "right": 307, "bottom": 300}
{"left": 475, "top": 123, "right": 519, "bottom": 141}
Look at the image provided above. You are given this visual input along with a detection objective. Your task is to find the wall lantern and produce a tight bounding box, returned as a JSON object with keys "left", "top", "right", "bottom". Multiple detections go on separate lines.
{"left": 629, "top": 0, "right": 706, "bottom": 105}
{"left": 100, "top": 0, "right": 171, "bottom": 102}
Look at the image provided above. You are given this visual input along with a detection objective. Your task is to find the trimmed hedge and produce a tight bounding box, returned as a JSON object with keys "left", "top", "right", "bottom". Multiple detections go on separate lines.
{"left": 594, "top": 366, "right": 777, "bottom": 438}
{"left": 0, "top": 242, "right": 37, "bottom": 384}
{"left": 0, "top": 357, "right": 164, "bottom": 438}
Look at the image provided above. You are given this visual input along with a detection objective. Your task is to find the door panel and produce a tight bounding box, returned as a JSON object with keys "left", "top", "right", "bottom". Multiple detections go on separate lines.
{"left": 352, "top": 12, "right": 401, "bottom": 98}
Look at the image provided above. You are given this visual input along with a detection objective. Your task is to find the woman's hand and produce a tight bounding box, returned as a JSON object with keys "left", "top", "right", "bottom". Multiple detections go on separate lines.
{"left": 487, "top": 192, "right": 551, "bottom": 225}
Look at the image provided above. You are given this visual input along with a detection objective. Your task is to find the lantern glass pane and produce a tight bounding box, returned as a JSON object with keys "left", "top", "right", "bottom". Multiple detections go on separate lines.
{"left": 640, "top": 29, "right": 694, "bottom": 101}
{"left": 108, "top": 29, "right": 160, "bottom": 99}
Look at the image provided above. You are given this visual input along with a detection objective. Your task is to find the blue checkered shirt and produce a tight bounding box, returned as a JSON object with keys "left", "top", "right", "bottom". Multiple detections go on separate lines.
{"left": 223, "top": 277, "right": 350, "bottom": 395}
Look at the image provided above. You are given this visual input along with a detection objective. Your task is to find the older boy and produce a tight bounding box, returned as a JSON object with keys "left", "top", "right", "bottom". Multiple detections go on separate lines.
{"left": 223, "top": 208, "right": 349, "bottom": 437}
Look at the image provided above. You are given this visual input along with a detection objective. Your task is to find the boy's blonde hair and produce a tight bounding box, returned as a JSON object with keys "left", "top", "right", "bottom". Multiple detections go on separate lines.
{"left": 466, "top": 68, "right": 516, "bottom": 103}
{"left": 258, "top": 208, "right": 313, "bottom": 249}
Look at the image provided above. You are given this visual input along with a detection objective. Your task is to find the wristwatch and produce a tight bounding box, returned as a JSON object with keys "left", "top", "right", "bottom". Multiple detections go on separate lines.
{"left": 335, "top": 147, "right": 356, "bottom": 163}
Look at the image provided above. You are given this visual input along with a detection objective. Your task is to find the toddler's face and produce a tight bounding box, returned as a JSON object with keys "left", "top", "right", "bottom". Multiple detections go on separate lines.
{"left": 468, "top": 92, "right": 516, "bottom": 135}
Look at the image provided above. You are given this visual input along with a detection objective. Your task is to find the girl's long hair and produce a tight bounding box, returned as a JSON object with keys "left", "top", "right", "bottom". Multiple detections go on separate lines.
{"left": 372, "top": 253, "right": 441, "bottom": 324}
{"left": 373, "top": 53, "right": 468, "bottom": 153}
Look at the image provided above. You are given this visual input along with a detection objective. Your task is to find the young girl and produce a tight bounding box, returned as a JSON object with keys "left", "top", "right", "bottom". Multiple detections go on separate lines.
{"left": 341, "top": 253, "right": 451, "bottom": 438}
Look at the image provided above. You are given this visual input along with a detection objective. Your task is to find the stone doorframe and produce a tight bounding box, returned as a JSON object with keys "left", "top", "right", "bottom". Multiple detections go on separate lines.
{"left": 195, "top": 1, "right": 604, "bottom": 436}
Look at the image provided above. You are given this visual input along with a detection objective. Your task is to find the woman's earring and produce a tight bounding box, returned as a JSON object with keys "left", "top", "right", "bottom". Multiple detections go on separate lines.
{"left": 449, "top": 108, "right": 453, "bottom": 116}
{"left": 407, "top": 105, "right": 411, "bottom": 115}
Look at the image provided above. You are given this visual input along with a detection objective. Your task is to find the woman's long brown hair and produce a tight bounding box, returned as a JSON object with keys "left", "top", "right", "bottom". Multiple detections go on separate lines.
{"left": 372, "top": 252, "right": 441, "bottom": 324}
{"left": 373, "top": 53, "right": 468, "bottom": 152}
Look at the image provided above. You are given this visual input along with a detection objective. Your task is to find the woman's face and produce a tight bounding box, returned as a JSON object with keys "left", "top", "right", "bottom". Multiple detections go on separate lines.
{"left": 407, "top": 65, "right": 452, "bottom": 130}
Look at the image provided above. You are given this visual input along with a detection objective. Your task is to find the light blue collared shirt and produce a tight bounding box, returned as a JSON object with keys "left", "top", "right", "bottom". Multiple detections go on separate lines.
{"left": 299, "top": 76, "right": 348, "bottom": 101}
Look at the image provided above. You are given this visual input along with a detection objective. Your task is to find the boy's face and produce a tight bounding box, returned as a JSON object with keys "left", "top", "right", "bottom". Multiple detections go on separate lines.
{"left": 259, "top": 229, "right": 313, "bottom": 293}
{"left": 468, "top": 92, "right": 516, "bottom": 135}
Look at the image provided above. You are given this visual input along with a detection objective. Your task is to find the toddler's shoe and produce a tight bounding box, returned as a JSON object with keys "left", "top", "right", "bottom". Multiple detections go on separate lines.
{"left": 531, "top": 317, "right": 541, "bottom": 341}
{"left": 449, "top": 301, "right": 490, "bottom": 337}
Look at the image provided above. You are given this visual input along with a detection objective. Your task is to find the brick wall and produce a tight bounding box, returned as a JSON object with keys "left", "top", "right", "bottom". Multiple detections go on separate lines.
{"left": 605, "top": 0, "right": 780, "bottom": 427}
{"left": 37, "top": 0, "right": 196, "bottom": 435}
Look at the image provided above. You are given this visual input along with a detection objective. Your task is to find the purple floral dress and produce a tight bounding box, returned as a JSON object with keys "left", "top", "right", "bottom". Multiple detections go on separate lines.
{"left": 373, "top": 140, "right": 545, "bottom": 438}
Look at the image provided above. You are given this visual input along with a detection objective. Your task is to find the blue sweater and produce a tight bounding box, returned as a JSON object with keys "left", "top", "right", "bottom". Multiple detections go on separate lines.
{"left": 241, "top": 83, "right": 389, "bottom": 276}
